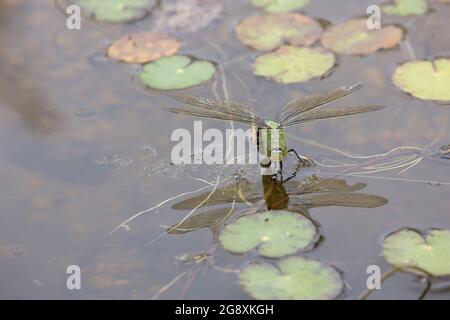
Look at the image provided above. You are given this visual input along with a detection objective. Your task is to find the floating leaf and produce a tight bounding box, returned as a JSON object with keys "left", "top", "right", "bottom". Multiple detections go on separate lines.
{"left": 107, "top": 32, "right": 181, "bottom": 64}
{"left": 382, "top": 228, "right": 450, "bottom": 277}
{"left": 252, "top": 46, "right": 335, "bottom": 84}
{"left": 321, "top": 19, "right": 403, "bottom": 55}
{"left": 168, "top": 207, "right": 235, "bottom": 234}
{"left": 219, "top": 210, "right": 318, "bottom": 258}
{"left": 239, "top": 257, "right": 344, "bottom": 299}
{"left": 251, "top": 0, "right": 310, "bottom": 13}
{"left": 236, "top": 13, "right": 322, "bottom": 51}
{"left": 392, "top": 58, "right": 450, "bottom": 102}
{"left": 382, "top": 0, "right": 428, "bottom": 17}
{"left": 151, "top": 0, "right": 223, "bottom": 33}
{"left": 73, "top": 0, "right": 155, "bottom": 23}
{"left": 140, "top": 55, "right": 216, "bottom": 90}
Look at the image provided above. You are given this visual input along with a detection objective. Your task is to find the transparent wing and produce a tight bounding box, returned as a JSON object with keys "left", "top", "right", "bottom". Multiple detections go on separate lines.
{"left": 167, "top": 207, "right": 235, "bottom": 234}
{"left": 292, "top": 192, "right": 388, "bottom": 208}
{"left": 165, "top": 94, "right": 267, "bottom": 127}
{"left": 277, "top": 83, "right": 363, "bottom": 125}
{"left": 284, "top": 177, "right": 367, "bottom": 194}
{"left": 171, "top": 179, "right": 263, "bottom": 210}
{"left": 282, "top": 105, "right": 385, "bottom": 127}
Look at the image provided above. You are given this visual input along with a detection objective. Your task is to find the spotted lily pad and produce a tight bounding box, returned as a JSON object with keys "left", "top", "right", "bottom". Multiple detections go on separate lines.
{"left": 382, "top": 228, "right": 450, "bottom": 277}
{"left": 252, "top": 46, "right": 335, "bottom": 84}
{"left": 251, "top": 0, "right": 310, "bottom": 12}
{"left": 107, "top": 32, "right": 181, "bottom": 64}
{"left": 239, "top": 257, "right": 344, "bottom": 299}
{"left": 219, "top": 210, "right": 318, "bottom": 258}
{"left": 392, "top": 58, "right": 450, "bottom": 102}
{"left": 74, "top": 0, "right": 155, "bottom": 23}
{"left": 140, "top": 55, "right": 216, "bottom": 90}
{"left": 321, "top": 19, "right": 403, "bottom": 55}
{"left": 151, "top": 0, "right": 223, "bottom": 33}
{"left": 382, "top": 0, "right": 428, "bottom": 17}
{"left": 236, "top": 13, "right": 322, "bottom": 51}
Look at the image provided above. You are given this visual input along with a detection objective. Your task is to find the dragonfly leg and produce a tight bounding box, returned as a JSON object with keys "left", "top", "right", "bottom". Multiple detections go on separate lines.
{"left": 279, "top": 161, "right": 283, "bottom": 182}
{"left": 281, "top": 170, "right": 298, "bottom": 184}
{"left": 288, "top": 149, "right": 314, "bottom": 168}
{"left": 280, "top": 160, "right": 299, "bottom": 184}
{"left": 281, "top": 150, "right": 313, "bottom": 184}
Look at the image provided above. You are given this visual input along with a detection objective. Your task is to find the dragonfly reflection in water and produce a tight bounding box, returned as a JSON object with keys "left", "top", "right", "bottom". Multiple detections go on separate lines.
{"left": 165, "top": 83, "right": 384, "bottom": 181}
{"left": 166, "top": 175, "right": 387, "bottom": 236}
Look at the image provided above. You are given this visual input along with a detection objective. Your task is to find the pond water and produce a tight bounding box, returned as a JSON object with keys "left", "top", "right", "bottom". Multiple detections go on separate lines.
{"left": 0, "top": 0, "right": 449, "bottom": 299}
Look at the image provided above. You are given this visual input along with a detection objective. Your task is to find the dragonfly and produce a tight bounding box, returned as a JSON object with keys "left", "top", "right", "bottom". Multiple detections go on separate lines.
{"left": 165, "top": 83, "right": 385, "bottom": 179}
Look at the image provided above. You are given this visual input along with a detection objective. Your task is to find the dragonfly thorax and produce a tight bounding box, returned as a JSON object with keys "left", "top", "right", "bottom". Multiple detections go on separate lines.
{"left": 264, "top": 120, "right": 281, "bottom": 129}
{"left": 259, "top": 120, "right": 288, "bottom": 162}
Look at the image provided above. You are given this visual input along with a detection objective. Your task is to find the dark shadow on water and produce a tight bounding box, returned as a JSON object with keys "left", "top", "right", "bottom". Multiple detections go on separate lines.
{"left": 0, "top": 1, "right": 65, "bottom": 137}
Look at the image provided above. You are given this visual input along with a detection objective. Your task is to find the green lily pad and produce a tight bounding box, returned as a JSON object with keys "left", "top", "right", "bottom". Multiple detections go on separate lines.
{"left": 74, "top": 0, "right": 155, "bottom": 23}
{"left": 140, "top": 55, "right": 216, "bottom": 90}
{"left": 382, "top": 228, "right": 450, "bottom": 277}
{"left": 239, "top": 257, "right": 344, "bottom": 299}
{"left": 252, "top": 46, "right": 335, "bottom": 84}
{"left": 392, "top": 58, "right": 450, "bottom": 102}
{"left": 251, "top": 0, "right": 310, "bottom": 13}
{"left": 219, "top": 210, "right": 318, "bottom": 258}
{"left": 236, "top": 13, "right": 322, "bottom": 51}
{"left": 382, "top": 0, "right": 428, "bottom": 17}
{"left": 321, "top": 19, "right": 403, "bottom": 55}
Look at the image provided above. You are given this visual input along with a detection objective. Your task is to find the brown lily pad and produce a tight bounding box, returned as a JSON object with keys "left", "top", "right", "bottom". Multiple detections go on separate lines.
{"left": 107, "top": 32, "right": 181, "bottom": 64}
{"left": 236, "top": 12, "right": 323, "bottom": 51}
{"left": 321, "top": 19, "right": 403, "bottom": 56}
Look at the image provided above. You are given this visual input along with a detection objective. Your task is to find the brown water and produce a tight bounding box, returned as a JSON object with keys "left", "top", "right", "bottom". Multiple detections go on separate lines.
{"left": 0, "top": 0, "right": 450, "bottom": 299}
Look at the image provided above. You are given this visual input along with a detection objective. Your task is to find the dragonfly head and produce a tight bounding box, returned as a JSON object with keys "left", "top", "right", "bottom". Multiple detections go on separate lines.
{"left": 264, "top": 120, "right": 281, "bottom": 129}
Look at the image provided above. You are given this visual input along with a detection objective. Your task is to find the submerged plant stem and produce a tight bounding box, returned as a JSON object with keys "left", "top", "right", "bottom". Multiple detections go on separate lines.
{"left": 151, "top": 270, "right": 188, "bottom": 300}
{"left": 359, "top": 266, "right": 432, "bottom": 300}
{"left": 418, "top": 278, "right": 432, "bottom": 300}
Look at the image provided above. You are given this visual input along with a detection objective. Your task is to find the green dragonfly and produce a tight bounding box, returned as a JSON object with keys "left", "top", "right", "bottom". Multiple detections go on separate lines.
{"left": 165, "top": 83, "right": 384, "bottom": 176}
